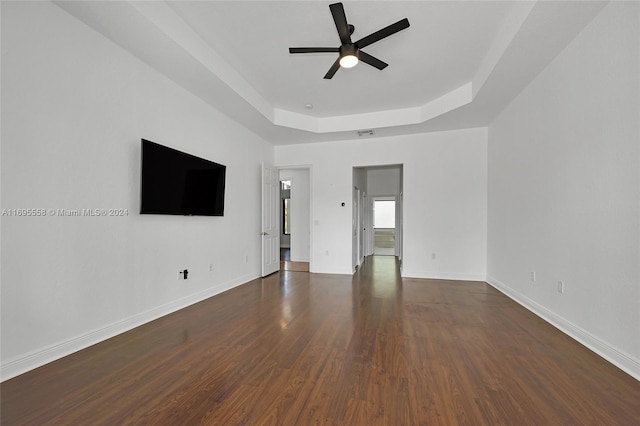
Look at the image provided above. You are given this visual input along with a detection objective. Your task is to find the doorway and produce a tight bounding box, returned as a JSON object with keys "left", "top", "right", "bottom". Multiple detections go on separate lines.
{"left": 278, "top": 168, "right": 311, "bottom": 272}
{"left": 352, "top": 164, "right": 403, "bottom": 272}
{"left": 373, "top": 199, "right": 395, "bottom": 256}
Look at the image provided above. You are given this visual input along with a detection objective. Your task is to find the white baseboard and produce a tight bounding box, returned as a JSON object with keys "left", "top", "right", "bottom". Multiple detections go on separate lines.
{"left": 310, "top": 267, "right": 353, "bottom": 275}
{"left": 0, "top": 272, "right": 258, "bottom": 382}
{"left": 486, "top": 276, "right": 640, "bottom": 381}
{"left": 401, "top": 270, "right": 486, "bottom": 282}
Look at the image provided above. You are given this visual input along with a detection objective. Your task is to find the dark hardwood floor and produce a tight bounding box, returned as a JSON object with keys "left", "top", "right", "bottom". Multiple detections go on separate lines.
{"left": 280, "top": 248, "right": 309, "bottom": 272}
{"left": 2, "top": 256, "right": 639, "bottom": 424}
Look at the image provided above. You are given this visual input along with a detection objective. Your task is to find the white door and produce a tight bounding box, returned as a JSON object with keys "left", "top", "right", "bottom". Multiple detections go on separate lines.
{"left": 262, "top": 164, "right": 280, "bottom": 276}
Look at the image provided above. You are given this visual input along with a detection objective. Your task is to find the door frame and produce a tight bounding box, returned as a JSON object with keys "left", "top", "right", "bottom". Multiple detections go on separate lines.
{"left": 371, "top": 196, "right": 398, "bottom": 256}
{"left": 352, "top": 164, "right": 404, "bottom": 268}
{"left": 352, "top": 186, "right": 360, "bottom": 270}
{"left": 276, "top": 165, "right": 313, "bottom": 271}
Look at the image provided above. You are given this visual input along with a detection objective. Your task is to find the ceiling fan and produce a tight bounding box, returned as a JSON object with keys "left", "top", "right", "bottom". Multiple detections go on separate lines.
{"left": 289, "top": 2, "right": 410, "bottom": 79}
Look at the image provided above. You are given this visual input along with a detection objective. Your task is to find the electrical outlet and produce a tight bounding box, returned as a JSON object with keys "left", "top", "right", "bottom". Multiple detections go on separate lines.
{"left": 432, "top": 253, "right": 437, "bottom": 260}
{"left": 178, "top": 270, "right": 182, "bottom": 280}
{"left": 178, "top": 269, "right": 189, "bottom": 280}
{"left": 531, "top": 271, "right": 536, "bottom": 282}
{"left": 209, "top": 263, "right": 214, "bottom": 272}
{"left": 557, "top": 281, "right": 564, "bottom": 294}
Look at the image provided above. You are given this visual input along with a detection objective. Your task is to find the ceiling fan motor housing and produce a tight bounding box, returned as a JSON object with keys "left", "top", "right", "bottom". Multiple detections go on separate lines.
{"left": 340, "top": 44, "right": 359, "bottom": 59}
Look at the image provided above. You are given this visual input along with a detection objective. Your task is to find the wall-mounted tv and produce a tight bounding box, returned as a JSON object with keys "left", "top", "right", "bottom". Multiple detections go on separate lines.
{"left": 140, "top": 139, "right": 226, "bottom": 216}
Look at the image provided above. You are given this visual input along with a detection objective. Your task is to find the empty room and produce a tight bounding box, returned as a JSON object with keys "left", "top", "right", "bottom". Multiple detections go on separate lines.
{"left": 1, "top": 1, "right": 638, "bottom": 424}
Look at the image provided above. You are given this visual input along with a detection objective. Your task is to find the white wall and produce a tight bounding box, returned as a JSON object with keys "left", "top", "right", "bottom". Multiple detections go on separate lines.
{"left": 1, "top": 2, "right": 272, "bottom": 380}
{"left": 487, "top": 2, "right": 640, "bottom": 378}
{"left": 367, "top": 168, "right": 400, "bottom": 196}
{"left": 275, "top": 128, "right": 487, "bottom": 278}
{"left": 353, "top": 168, "right": 367, "bottom": 194}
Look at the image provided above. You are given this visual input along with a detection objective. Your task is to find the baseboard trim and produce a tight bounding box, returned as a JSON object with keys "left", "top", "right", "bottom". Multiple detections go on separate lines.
{"left": 0, "top": 273, "right": 258, "bottom": 382}
{"left": 486, "top": 276, "right": 640, "bottom": 381}
{"left": 401, "top": 270, "right": 486, "bottom": 282}
{"left": 311, "top": 267, "right": 353, "bottom": 275}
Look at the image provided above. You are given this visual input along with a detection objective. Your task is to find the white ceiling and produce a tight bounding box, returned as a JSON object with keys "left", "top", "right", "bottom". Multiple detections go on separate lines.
{"left": 55, "top": 1, "right": 607, "bottom": 145}
{"left": 167, "top": 1, "right": 512, "bottom": 116}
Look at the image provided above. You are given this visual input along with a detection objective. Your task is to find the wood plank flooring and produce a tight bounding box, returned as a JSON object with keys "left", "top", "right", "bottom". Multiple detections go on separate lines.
{"left": 280, "top": 260, "right": 310, "bottom": 272}
{"left": 2, "top": 256, "right": 639, "bottom": 424}
{"left": 280, "top": 248, "right": 310, "bottom": 272}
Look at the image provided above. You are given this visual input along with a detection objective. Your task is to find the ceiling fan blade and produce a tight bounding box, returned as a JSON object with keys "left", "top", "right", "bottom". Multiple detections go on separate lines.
{"left": 330, "top": 2, "right": 352, "bottom": 45}
{"left": 289, "top": 47, "right": 340, "bottom": 54}
{"left": 358, "top": 51, "right": 388, "bottom": 70}
{"left": 324, "top": 58, "right": 341, "bottom": 79}
{"left": 355, "top": 18, "right": 410, "bottom": 49}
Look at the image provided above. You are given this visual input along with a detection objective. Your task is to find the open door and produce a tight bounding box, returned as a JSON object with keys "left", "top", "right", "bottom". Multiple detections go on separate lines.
{"left": 262, "top": 164, "right": 280, "bottom": 276}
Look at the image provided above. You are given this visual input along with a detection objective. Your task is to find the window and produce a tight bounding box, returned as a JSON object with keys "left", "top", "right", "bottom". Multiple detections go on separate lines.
{"left": 374, "top": 200, "right": 395, "bottom": 229}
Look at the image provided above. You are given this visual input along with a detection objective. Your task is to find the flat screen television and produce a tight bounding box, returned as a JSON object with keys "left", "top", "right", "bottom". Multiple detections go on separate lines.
{"left": 140, "top": 139, "right": 226, "bottom": 216}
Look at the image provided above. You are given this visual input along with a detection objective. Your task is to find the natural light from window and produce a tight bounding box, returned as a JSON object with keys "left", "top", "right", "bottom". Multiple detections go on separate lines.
{"left": 374, "top": 200, "right": 395, "bottom": 228}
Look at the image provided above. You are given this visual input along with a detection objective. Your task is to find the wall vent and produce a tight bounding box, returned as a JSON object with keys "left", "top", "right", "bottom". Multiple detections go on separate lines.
{"left": 357, "top": 129, "right": 375, "bottom": 137}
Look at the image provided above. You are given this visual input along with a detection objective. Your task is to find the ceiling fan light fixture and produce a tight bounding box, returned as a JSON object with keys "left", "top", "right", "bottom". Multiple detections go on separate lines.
{"left": 339, "top": 44, "right": 359, "bottom": 68}
{"left": 288, "top": 3, "right": 409, "bottom": 79}
{"left": 339, "top": 54, "right": 358, "bottom": 68}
